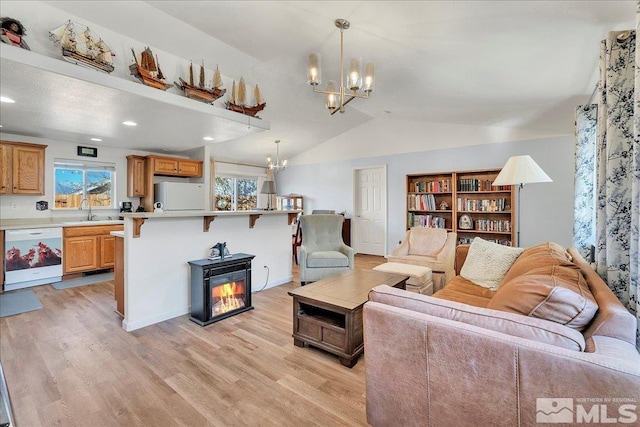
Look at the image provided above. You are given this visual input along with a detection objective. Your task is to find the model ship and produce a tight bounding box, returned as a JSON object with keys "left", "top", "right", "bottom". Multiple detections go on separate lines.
{"left": 49, "top": 20, "right": 114, "bottom": 73}
{"left": 174, "top": 61, "right": 226, "bottom": 103}
{"left": 129, "top": 47, "right": 173, "bottom": 91}
{"left": 1, "top": 17, "right": 30, "bottom": 50}
{"left": 225, "top": 77, "right": 266, "bottom": 117}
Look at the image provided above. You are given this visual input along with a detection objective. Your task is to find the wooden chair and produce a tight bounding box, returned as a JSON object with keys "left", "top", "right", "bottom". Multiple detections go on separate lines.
{"left": 292, "top": 219, "right": 302, "bottom": 265}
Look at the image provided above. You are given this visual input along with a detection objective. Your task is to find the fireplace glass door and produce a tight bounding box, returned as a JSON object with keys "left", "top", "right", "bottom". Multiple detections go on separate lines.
{"left": 209, "top": 270, "right": 247, "bottom": 318}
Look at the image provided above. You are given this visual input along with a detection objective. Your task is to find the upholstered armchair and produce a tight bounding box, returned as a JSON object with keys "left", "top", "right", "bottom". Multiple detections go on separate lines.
{"left": 298, "top": 214, "right": 355, "bottom": 285}
{"left": 387, "top": 228, "right": 456, "bottom": 291}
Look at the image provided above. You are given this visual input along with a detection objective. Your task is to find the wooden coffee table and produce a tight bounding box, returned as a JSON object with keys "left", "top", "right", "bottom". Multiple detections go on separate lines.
{"left": 288, "top": 269, "right": 408, "bottom": 368}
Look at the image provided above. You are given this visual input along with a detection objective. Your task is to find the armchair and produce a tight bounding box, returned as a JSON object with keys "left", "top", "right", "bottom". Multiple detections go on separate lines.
{"left": 387, "top": 228, "right": 456, "bottom": 291}
{"left": 298, "top": 214, "right": 355, "bottom": 285}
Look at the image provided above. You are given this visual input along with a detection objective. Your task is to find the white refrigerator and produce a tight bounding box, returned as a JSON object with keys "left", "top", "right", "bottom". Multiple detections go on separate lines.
{"left": 154, "top": 182, "right": 206, "bottom": 210}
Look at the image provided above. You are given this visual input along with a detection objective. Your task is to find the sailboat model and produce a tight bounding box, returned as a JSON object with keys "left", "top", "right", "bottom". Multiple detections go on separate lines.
{"left": 225, "top": 77, "right": 266, "bottom": 117}
{"left": 129, "top": 47, "right": 174, "bottom": 91}
{"left": 49, "top": 20, "right": 115, "bottom": 73}
{"left": 174, "top": 61, "right": 226, "bottom": 104}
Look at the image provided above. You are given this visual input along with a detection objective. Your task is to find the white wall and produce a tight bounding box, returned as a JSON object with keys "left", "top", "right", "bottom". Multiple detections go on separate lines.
{"left": 276, "top": 135, "right": 575, "bottom": 252}
{"left": 122, "top": 213, "right": 292, "bottom": 331}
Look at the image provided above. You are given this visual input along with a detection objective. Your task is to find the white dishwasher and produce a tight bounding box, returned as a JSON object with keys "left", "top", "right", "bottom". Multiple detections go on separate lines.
{"left": 4, "top": 227, "right": 63, "bottom": 291}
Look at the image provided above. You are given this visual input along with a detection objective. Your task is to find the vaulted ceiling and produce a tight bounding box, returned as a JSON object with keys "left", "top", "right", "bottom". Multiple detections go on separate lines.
{"left": 0, "top": 1, "right": 635, "bottom": 165}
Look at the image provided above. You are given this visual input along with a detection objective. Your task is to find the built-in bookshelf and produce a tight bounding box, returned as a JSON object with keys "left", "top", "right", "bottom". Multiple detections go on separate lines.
{"left": 406, "top": 169, "right": 516, "bottom": 246}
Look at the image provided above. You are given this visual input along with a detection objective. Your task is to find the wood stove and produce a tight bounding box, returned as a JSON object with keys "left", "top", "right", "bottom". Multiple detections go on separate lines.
{"left": 188, "top": 253, "right": 255, "bottom": 326}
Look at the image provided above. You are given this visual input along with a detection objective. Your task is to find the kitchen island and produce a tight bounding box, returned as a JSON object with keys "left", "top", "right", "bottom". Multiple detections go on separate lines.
{"left": 117, "top": 210, "right": 298, "bottom": 331}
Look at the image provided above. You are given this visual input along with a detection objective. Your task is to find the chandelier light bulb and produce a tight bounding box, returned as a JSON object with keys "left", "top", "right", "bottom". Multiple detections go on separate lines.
{"left": 326, "top": 81, "right": 337, "bottom": 109}
{"left": 348, "top": 58, "right": 361, "bottom": 90}
{"left": 307, "top": 53, "right": 321, "bottom": 86}
{"left": 363, "top": 62, "right": 375, "bottom": 93}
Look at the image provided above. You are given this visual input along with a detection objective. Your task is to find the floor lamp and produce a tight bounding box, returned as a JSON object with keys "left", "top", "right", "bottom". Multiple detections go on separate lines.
{"left": 492, "top": 155, "right": 552, "bottom": 247}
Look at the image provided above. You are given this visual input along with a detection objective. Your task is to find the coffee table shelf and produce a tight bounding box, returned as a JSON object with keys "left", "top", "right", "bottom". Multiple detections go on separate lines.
{"left": 288, "top": 269, "right": 408, "bottom": 368}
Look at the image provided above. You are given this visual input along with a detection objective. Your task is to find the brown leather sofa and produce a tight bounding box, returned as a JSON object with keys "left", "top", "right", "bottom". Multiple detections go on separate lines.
{"left": 364, "top": 242, "right": 640, "bottom": 426}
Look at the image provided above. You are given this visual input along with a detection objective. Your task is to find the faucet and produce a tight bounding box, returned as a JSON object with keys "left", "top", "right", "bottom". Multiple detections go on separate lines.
{"left": 79, "top": 198, "right": 95, "bottom": 221}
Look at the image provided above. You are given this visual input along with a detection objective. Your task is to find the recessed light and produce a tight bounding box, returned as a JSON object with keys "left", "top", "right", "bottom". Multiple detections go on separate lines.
{"left": 90, "top": 137, "right": 102, "bottom": 142}
{"left": 203, "top": 136, "right": 214, "bottom": 141}
{"left": 0, "top": 96, "right": 15, "bottom": 103}
{"left": 122, "top": 121, "right": 137, "bottom": 126}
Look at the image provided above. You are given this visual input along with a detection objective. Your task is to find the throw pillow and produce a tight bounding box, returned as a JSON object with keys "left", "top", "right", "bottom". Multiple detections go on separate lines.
{"left": 408, "top": 227, "right": 448, "bottom": 257}
{"left": 487, "top": 264, "right": 598, "bottom": 330}
{"left": 460, "top": 237, "right": 524, "bottom": 291}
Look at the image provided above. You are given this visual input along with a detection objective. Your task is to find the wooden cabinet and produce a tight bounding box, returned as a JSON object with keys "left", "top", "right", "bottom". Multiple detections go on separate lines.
{"left": 176, "top": 159, "right": 202, "bottom": 176}
{"left": 0, "top": 141, "right": 46, "bottom": 195}
{"left": 64, "top": 235, "right": 100, "bottom": 273}
{"left": 406, "top": 168, "right": 516, "bottom": 246}
{"left": 148, "top": 156, "right": 202, "bottom": 177}
{"left": 63, "top": 224, "right": 124, "bottom": 274}
{"left": 0, "top": 144, "right": 10, "bottom": 195}
{"left": 126, "top": 155, "right": 146, "bottom": 197}
{"left": 100, "top": 234, "right": 116, "bottom": 268}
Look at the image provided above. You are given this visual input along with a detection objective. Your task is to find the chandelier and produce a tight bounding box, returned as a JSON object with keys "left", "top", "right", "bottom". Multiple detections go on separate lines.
{"left": 307, "top": 19, "right": 375, "bottom": 115}
{"left": 267, "top": 140, "right": 287, "bottom": 172}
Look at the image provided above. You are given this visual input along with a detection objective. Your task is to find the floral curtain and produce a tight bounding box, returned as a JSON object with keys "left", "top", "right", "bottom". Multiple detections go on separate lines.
{"left": 575, "top": 13, "right": 640, "bottom": 348}
{"left": 573, "top": 104, "right": 597, "bottom": 260}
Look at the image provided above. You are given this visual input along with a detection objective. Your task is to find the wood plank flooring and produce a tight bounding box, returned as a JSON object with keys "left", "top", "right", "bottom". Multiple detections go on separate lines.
{"left": 0, "top": 254, "right": 386, "bottom": 427}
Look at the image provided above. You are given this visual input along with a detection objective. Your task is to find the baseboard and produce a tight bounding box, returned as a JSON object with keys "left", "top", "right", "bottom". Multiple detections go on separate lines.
{"left": 122, "top": 306, "right": 189, "bottom": 332}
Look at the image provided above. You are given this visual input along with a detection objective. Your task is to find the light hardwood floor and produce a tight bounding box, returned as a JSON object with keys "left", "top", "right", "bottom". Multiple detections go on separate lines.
{"left": 0, "top": 254, "right": 386, "bottom": 427}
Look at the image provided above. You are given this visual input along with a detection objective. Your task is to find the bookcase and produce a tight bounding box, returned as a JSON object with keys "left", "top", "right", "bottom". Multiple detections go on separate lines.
{"left": 406, "top": 168, "right": 516, "bottom": 246}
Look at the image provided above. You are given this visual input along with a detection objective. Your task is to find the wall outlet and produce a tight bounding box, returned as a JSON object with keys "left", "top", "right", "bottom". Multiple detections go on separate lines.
{"left": 11, "top": 202, "right": 18, "bottom": 210}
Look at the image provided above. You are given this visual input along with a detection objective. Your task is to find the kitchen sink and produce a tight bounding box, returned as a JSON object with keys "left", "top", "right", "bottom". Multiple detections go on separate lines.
{"left": 60, "top": 219, "right": 124, "bottom": 226}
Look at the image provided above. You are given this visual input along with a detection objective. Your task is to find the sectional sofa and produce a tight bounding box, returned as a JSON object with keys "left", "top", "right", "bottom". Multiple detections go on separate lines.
{"left": 363, "top": 241, "right": 640, "bottom": 426}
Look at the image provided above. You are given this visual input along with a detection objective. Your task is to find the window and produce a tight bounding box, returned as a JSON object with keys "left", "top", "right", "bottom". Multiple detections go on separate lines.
{"left": 215, "top": 176, "right": 257, "bottom": 211}
{"left": 54, "top": 159, "right": 116, "bottom": 209}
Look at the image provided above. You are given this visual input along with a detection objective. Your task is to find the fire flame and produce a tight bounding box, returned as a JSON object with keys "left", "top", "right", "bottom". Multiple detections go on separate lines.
{"left": 212, "top": 281, "right": 245, "bottom": 316}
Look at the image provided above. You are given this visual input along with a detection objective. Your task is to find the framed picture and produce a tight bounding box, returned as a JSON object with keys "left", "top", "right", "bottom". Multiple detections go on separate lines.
{"left": 459, "top": 214, "right": 473, "bottom": 230}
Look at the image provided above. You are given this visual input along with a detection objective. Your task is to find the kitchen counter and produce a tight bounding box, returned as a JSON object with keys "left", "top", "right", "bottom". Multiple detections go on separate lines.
{"left": 120, "top": 209, "right": 301, "bottom": 238}
{"left": 0, "top": 218, "right": 124, "bottom": 230}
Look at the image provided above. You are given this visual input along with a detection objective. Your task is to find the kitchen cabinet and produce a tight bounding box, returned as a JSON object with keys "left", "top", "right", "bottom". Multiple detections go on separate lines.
{"left": 0, "top": 141, "right": 46, "bottom": 195}
{"left": 100, "top": 234, "right": 116, "bottom": 268}
{"left": 63, "top": 224, "right": 123, "bottom": 275}
{"left": 126, "top": 155, "right": 146, "bottom": 197}
{"left": 148, "top": 156, "right": 202, "bottom": 177}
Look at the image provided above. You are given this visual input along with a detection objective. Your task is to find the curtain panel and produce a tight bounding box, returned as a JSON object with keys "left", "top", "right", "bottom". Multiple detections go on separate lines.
{"left": 573, "top": 104, "right": 597, "bottom": 260}
{"left": 575, "top": 20, "right": 639, "bottom": 348}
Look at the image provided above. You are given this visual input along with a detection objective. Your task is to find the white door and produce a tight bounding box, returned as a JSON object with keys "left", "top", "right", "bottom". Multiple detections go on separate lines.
{"left": 353, "top": 166, "right": 387, "bottom": 256}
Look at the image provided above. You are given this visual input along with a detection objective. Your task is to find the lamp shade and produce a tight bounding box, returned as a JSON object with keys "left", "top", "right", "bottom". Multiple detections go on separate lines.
{"left": 260, "top": 180, "right": 276, "bottom": 195}
{"left": 492, "top": 155, "right": 552, "bottom": 186}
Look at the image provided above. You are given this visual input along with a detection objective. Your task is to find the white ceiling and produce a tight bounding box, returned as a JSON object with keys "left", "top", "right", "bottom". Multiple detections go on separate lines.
{"left": 0, "top": 1, "right": 636, "bottom": 165}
